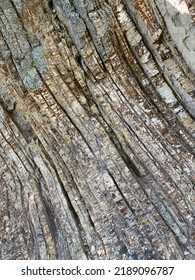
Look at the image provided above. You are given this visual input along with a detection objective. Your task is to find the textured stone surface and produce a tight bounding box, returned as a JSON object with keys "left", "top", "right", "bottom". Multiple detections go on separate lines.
{"left": 0, "top": 0, "right": 194, "bottom": 259}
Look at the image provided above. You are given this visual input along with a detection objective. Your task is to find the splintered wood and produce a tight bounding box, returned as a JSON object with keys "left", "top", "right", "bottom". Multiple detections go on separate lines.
{"left": 0, "top": 0, "right": 194, "bottom": 260}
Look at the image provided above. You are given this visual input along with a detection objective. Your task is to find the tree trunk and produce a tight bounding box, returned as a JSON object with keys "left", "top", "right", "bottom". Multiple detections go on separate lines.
{"left": 0, "top": 0, "right": 194, "bottom": 260}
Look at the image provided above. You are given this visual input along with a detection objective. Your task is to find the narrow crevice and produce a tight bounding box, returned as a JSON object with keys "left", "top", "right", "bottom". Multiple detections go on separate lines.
{"left": 36, "top": 140, "right": 92, "bottom": 259}
{"left": 106, "top": 169, "right": 136, "bottom": 216}
{"left": 107, "top": 127, "right": 142, "bottom": 177}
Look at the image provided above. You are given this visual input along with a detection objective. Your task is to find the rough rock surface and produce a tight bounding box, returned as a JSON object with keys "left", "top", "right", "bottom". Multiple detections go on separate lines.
{"left": 0, "top": 0, "right": 194, "bottom": 259}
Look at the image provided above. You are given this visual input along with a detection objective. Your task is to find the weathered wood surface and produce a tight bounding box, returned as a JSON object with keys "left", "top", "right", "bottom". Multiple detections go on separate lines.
{"left": 0, "top": 0, "right": 195, "bottom": 260}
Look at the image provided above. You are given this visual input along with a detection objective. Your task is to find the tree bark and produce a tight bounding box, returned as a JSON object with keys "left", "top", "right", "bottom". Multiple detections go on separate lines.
{"left": 0, "top": 0, "right": 195, "bottom": 260}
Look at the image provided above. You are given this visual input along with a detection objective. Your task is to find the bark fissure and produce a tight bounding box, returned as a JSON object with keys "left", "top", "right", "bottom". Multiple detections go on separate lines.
{"left": 0, "top": 0, "right": 194, "bottom": 260}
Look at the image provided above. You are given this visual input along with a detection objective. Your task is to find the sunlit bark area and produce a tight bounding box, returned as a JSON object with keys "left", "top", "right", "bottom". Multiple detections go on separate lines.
{"left": 0, "top": 0, "right": 194, "bottom": 259}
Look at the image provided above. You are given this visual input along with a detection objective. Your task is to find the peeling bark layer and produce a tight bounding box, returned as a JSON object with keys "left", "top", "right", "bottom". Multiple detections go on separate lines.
{"left": 0, "top": 0, "right": 195, "bottom": 260}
